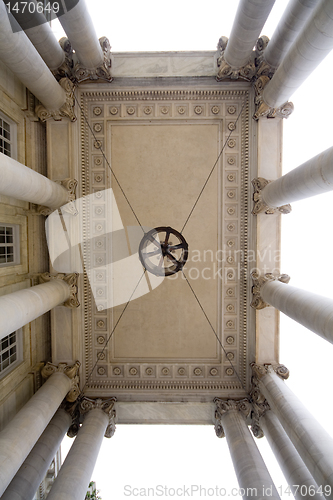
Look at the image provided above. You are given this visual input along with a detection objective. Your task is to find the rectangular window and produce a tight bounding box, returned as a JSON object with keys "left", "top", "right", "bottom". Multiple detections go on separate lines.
{"left": 0, "top": 332, "right": 18, "bottom": 373}
{"left": 0, "top": 224, "right": 20, "bottom": 267}
{"left": 0, "top": 111, "right": 17, "bottom": 159}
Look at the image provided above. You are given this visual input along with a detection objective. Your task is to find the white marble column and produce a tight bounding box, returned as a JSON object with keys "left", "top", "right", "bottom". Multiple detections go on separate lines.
{"left": 0, "top": 362, "right": 80, "bottom": 497}
{"left": 57, "top": 0, "right": 104, "bottom": 70}
{"left": 0, "top": 153, "right": 73, "bottom": 208}
{"left": 224, "top": 0, "right": 276, "bottom": 69}
{"left": 215, "top": 399, "right": 281, "bottom": 500}
{"left": 262, "top": 0, "right": 333, "bottom": 109}
{"left": 9, "top": 2, "right": 65, "bottom": 71}
{"left": 0, "top": 1, "right": 67, "bottom": 112}
{"left": 261, "top": 410, "right": 323, "bottom": 500}
{"left": 253, "top": 364, "right": 333, "bottom": 491}
{"left": 261, "top": 145, "right": 333, "bottom": 208}
{"left": 47, "top": 398, "right": 116, "bottom": 500}
{"left": 0, "top": 274, "right": 78, "bottom": 340}
{"left": 259, "top": 278, "right": 333, "bottom": 344}
{"left": 1, "top": 408, "right": 72, "bottom": 500}
{"left": 263, "top": 0, "right": 319, "bottom": 70}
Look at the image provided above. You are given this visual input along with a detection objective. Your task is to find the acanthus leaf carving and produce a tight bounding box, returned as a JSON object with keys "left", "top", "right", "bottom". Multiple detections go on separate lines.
{"left": 74, "top": 37, "right": 112, "bottom": 83}
{"left": 35, "top": 78, "right": 76, "bottom": 122}
{"left": 252, "top": 177, "right": 291, "bottom": 215}
{"left": 253, "top": 75, "right": 294, "bottom": 120}
{"left": 80, "top": 397, "right": 117, "bottom": 438}
{"left": 38, "top": 272, "right": 80, "bottom": 308}
{"left": 41, "top": 361, "right": 81, "bottom": 402}
{"left": 251, "top": 272, "right": 290, "bottom": 310}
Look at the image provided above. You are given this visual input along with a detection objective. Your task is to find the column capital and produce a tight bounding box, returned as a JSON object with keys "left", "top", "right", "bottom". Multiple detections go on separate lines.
{"left": 216, "top": 36, "right": 256, "bottom": 81}
{"left": 38, "top": 273, "right": 80, "bottom": 308}
{"left": 35, "top": 78, "right": 76, "bottom": 122}
{"left": 214, "top": 398, "right": 252, "bottom": 438}
{"left": 37, "top": 178, "right": 78, "bottom": 216}
{"left": 251, "top": 272, "right": 290, "bottom": 309}
{"left": 80, "top": 397, "right": 117, "bottom": 438}
{"left": 253, "top": 75, "right": 294, "bottom": 120}
{"left": 251, "top": 363, "right": 290, "bottom": 381}
{"left": 41, "top": 361, "right": 81, "bottom": 403}
{"left": 255, "top": 36, "right": 276, "bottom": 79}
{"left": 252, "top": 177, "right": 292, "bottom": 215}
{"left": 52, "top": 37, "right": 74, "bottom": 80}
{"left": 74, "top": 37, "right": 113, "bottom": 83}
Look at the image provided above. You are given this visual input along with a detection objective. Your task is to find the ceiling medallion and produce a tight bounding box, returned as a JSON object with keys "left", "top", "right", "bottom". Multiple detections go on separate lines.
{"left": 139, "top": 227, "right": 188, "bottom": 277}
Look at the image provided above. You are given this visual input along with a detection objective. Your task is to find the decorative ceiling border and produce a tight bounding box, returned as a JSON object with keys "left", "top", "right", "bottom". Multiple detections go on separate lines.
{"left": 79, "top": 87, "right": 250, "bottom": 395}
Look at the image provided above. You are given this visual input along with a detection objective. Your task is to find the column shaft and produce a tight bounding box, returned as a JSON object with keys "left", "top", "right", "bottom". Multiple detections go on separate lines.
{"left": 57, "top": 0, "right": 103, "bottom": 69}
{"left": 259, "top": 369, "right": 333, "bottom": 490}
{"left": 0, "top": 280, "right": 71, "bottom": 340}
{"left": 222, "top": 410, "right": 280, "bottom": 500}
{"left": 263, "top": 0, "right": 333, "bottom": 108}
{"left": 9, "top": 2, "right": 65, "bottom": 70}
{"left": 47, "top": 408, "right": 108, "bottom": 500}
{"left": 261, "top": 146, "right": 333, "bottom": 207}
{"left": 264, "top": 0, "right": 320, "bottom": 69}
{"left": 1, "top": 408, "right": 71, "bottom": 500}
{"left": 0, "top": 153, "right": 70, "bottom": 208}
{"left": 0, "top": 1, "right": 66, "bottom": 111}
{"left": 261, "top": 280, "right": 333, "bottom": 344}
{"left": 224, "top": 0, "right": 276, "bottom": 69}
{"left": 0, "top": 372, "right": 73, "bottom": 496}
{"left": 261, "top": 410, "right": 322, "bottom": 500}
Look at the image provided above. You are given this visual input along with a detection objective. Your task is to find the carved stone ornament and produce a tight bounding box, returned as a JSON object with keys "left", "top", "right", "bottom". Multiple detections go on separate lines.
{"left": 252, "top": 177, "right": 291, "bottom": 215}
{"left": 74, "top": 37, "right": 113, "bottom": 83}
{"left": 216, "top": 37, "right": 256, "bottom": 82}
{"left": 60, "top": 400, "right": 81, "bottom": 438}
{"left": 253, "top": 75, "right": 294, "bottom": 120}
{"left": 214, "top": 398, "right": 252, "bottom": 437}
{"left": 251, "top": 363, "right": 290, "bottom": 381}
{"left": 41, "top": 361, "right": 81, "bottom": 403}
{"left": 37, "top": 178, "right": 78, "bottom": 216}
{"left": 251, "top": 271, "right": 290, "bottom": 310}
{"left": 39, "top": 272, "right": 80, "bottom": 308}
{"left": 80, "top": 397, "right": 117, "bottom": 438}
{"left": 254, "top": 36, "right": 276, "bottom": 80}
{"left": 35, "top": 78, "right": 76, "bottom": 122}
{"left": 52, "top": 37, "right": 74, "bottom": 81}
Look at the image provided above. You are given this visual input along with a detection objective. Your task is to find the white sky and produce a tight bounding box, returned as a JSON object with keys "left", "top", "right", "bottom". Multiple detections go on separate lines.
{"left": 58, "top": 1, "right": 333, "bottom": 498}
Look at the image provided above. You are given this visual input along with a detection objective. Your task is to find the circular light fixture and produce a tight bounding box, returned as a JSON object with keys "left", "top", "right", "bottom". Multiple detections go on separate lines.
{"left": 139, "top": 226, "right": 188, "bottom": 276}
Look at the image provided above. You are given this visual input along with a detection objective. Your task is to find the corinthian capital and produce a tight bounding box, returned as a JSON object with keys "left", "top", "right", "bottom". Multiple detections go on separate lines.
{"left": 214, "top": 398, "right": 252, "bottom": 437}
{"left": 80, "top": 397, "right": 117, "bottom": 438}
{"left": 75, "top": 37, "right": 113, "bottom": 83}
{"left": 35, "top": 78, "right": 76, "bottom": 122}
{"left": 253, "top": 76, "right": 294, "bottom": 120}
{"left": 38, "top": 272, "right": 80, "bottom": 308}
{"left": 251, "top": 272, "right": 290, "bottom": 310}
{"left": 252, "top": 177, "right": 291, "bottom": 215}
{"left": 41, "top": 361, "right": 81, "bottom": 402}
{"left": 216, "top": 37, "right": 256, "bottom": 82}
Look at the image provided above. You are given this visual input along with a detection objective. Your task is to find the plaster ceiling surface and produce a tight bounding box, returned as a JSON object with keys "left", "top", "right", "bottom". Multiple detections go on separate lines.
{"left": 76, "top": 82, "right": 255, "bottom": 402}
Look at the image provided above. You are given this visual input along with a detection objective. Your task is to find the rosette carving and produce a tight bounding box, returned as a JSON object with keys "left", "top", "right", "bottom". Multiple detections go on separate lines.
{"left": 80, "top": 397, "right": 117, "bottom": 438}
{"left": 252, "top": 177, "right": 291, "bottom": 215}
{"left": 39, "top": 273, "right": 80, "bottom": 308}
{"left": 41, "top": 361, "right": 80, "bottom": 403}
{"left": 35, "top": 78, "right": 76, "bottom": 122}
{"left": 251, "top": 272, "right": 290, "bottom": 309}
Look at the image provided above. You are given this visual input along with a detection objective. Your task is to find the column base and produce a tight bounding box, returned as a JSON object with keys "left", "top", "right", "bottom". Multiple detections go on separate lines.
{"left": 35, "top": 78, "right": 76, "bottom": 122}
{"left": 252, "top": 177, "right": 291, "bottom": 214}
{"left": 251, "top": 272, "right": 290, "bottom": 309}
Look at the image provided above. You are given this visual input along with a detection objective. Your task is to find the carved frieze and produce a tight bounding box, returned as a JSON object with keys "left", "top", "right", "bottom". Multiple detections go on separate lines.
{"left": 252, "top": 177, "right": 291, "bottom": 215}
{"left": 41, "top": 361, "right": 81, "bottom": 402}
{"left": 251, "top": 272, "right": 290, "bottom": 310}
{"left": 39, "top": 272, "right": 80, "bottom": 308}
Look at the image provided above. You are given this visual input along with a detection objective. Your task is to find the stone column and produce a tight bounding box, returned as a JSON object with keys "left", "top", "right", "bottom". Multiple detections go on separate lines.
{"left": 217, "top": 0, "right": 275, "bottom": 80}
{"left": 8, "top": 2, "right": 66, "bottom": 71}
{"left": 253, "top": 146, "right": 333, "bottom": 212}
{"left": 252, "top": 364, "right": 333, "bottom": 491}
{"left": 47, "top": 398, "right": 116, "bottom": 500}
{"left": 215, "top": 399, "right": 281, "bottom": 500}
{"left": 0, "top": 273, "right": 79, "bottom": 340}
{"left": 260, "top": 410, "right": 323, "bottom": 500}
{"left": 0, "top": 362, "right": 80, "bottom": 497}
{"left": 1, "top": 407, "right": 72, "bottom": 500}
{"left": 251, "top": 273, "right": 333, "bottom": 345}
{"left": 0, "top": 153, "right": 76, "bottom": 209}
{"left": 262, "top": 0, "right": 319, "bottom": 71}
{"left": 256, "top": 0, "right": 333, "bottom": 117}
{"left": 57, "top": 0, "right": 111, "bottom": 81}
{"left": 0, "top": 1, "right": 75, "bottom": 121}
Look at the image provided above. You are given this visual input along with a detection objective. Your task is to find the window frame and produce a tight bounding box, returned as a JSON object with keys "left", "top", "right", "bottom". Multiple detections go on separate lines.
{"left": 0, "top": 110, "right": 17, "bottom": 159}
{"left": 0, "top": 223, "right": 20, "bottom": 267}
{"left": 0, "top": 329, "right": 23, "bottom": 379}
